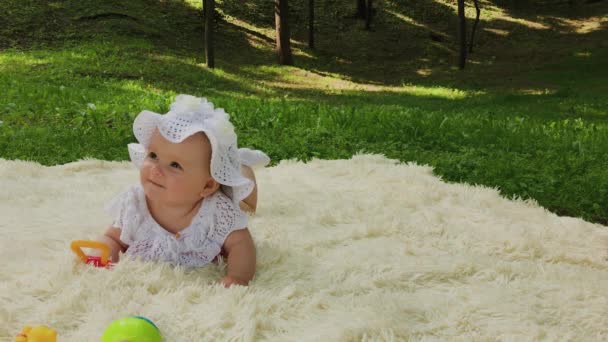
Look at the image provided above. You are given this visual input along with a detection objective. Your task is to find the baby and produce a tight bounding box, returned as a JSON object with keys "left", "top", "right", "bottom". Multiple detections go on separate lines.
{"left": 96, "top": 95, "right": 269, "bottom": 287}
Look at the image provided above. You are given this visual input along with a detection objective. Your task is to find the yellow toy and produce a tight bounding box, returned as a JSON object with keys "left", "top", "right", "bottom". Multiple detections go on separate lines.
{"left": 71, "top": 240, "right": 113, "bottom": 268}
{"left": 14, "top": 326, "right": 56, "bottom": 342}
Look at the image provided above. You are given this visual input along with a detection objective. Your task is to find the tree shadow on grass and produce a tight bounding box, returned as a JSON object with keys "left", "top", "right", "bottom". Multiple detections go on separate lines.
{"left": 2, "top": 0, "right": 607, "bottom": 108}
{"left": 216, "top": 0, "right": 608, "bottom": 94}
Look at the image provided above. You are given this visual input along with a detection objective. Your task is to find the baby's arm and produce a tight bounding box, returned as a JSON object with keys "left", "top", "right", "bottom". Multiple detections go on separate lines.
{"left": 96, "top": 227, "right": 128, "bottom": 262}
{"left": 220, "top": 228, "right": 256, "bottom": 287}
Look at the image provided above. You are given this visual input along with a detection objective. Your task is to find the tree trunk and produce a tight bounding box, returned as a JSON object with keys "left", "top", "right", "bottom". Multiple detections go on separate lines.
{"left": 275, "top": 0, "right": 294, "bottom": 65}
{"left": 457, "top": 0, "right": 466, "bottom": 69}
{"left": 365, "top": 0, "right": 373, "bottom": 30}
{"left": 308, "top": 0, "right": 314, "bottom": 49}
{"left": 469, "top": 0, "right": 480, "bottom": 53}
{"left": 204, "top": 0, "right": 215, "bottom": 68}
{"left": 356, "top": 0, "right": 366, "bottom": 19}
{"left": 201, "top": 0, "right": 205, "bottom": 18}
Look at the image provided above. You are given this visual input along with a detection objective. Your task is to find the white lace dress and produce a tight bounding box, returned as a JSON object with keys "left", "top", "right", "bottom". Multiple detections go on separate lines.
{"left": 105, "top": 185, "right": 248, "bottom": 267}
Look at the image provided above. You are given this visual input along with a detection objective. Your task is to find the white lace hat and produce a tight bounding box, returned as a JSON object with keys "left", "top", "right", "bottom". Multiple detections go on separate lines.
{"left": 128, "top": 94, "right": 268, "bottom": 204}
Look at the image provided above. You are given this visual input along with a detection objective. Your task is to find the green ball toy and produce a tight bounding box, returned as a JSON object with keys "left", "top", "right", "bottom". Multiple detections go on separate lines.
{"left": 101, "top": 316, "right": 163, "bottom": 342}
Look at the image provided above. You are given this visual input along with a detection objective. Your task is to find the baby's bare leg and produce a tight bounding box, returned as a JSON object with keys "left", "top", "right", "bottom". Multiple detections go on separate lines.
{"left": 239, "top": 165, "right": 258, "bottom": 213}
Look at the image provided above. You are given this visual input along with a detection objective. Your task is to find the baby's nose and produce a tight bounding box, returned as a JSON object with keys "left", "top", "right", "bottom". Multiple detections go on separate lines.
{"left": 151, "top": 164, "right": 163, "bottom": 177}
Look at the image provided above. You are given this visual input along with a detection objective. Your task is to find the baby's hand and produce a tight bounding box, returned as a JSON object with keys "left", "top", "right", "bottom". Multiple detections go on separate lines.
{"left": 219, "top": 275, "right": 248, "bottom": 288}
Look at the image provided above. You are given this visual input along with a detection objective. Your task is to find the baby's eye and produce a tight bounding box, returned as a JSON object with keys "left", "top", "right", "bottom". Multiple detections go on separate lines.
{"left": 170, "top": 161, "right": 182, "bottom": 170}
{"left": 148, "top": 152, "right": 158, "bottom": 160}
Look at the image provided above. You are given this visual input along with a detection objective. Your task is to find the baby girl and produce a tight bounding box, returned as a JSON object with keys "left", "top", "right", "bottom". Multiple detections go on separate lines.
{"left": 96, "top": 94, "right": 269, "bottom": 287}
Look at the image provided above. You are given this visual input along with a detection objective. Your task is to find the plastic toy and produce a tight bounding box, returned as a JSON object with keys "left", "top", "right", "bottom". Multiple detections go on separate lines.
{"left": 14, "top": 325, "right": 57, "bottom": 342}
{"left": 101, "top": 316, "right": 163, "bottom": 342}
{"left": 70, "top": 240, "right": 113, "bottom": 268}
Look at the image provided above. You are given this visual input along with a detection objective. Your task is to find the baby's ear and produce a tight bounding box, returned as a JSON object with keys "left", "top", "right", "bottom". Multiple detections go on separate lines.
{"left": 200, "top": 177, "right": 220, "bottom": 198}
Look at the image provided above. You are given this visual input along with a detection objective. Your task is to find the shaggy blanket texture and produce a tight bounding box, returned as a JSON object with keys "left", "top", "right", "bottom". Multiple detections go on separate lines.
{"left": 1, "top": 155, "right": 607, "bottom": 341}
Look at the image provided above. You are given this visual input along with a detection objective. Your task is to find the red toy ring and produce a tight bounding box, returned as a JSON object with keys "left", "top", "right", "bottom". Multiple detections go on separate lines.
{"left": 70, "top": 240, "right": 114, "bottom": 268}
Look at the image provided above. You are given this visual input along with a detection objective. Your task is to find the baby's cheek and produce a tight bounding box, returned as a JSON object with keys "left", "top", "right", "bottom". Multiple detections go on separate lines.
{"left": 168, "top": 176, "right": 188, "bottom": 194}
{"left": 139, "top": 167, "right": 148, "bottom": 182}
{"left": 140, "top": 161, "right": 154, "bottom": 175}
{"left": 176, "top": 177, "right": 203, "bottom": 198}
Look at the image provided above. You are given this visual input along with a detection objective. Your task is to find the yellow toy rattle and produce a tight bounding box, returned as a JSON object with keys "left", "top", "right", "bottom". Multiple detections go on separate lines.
{"left": 70, "top": 240, "right": 114, "bottom": 268}
{"left": 14, "top": 325, "right": 57, "bottom": 342}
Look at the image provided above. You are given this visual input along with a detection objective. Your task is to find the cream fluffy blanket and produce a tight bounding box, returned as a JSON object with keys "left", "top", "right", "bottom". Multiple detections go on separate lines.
{"left": 1, "top": 155, "right": 607, "bottom": 341}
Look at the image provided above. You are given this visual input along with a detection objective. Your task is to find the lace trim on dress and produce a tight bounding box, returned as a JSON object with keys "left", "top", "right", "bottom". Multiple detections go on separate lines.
{"left": 104, "top": 186, "right": 248, "bottom": 267}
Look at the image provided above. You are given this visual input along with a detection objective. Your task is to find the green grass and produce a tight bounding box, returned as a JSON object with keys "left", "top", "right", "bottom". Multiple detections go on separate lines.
{"left": 1, "top": 0, "right": 607, "bottom": 224}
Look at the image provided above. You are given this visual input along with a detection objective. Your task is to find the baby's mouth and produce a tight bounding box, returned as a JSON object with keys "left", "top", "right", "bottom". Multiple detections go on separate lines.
{"left": 148, "top": 179, "right": 165, "bottom": 188}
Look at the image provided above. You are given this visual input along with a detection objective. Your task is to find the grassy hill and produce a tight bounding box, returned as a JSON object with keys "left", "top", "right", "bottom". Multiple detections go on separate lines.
{"left": 1, "top": 0, "right": 607, "bottom": 223}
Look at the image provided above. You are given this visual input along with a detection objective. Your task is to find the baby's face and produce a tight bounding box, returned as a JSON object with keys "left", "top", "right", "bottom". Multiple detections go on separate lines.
{"left": 140, "top": 129, "right": 214, "bottom": 206}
